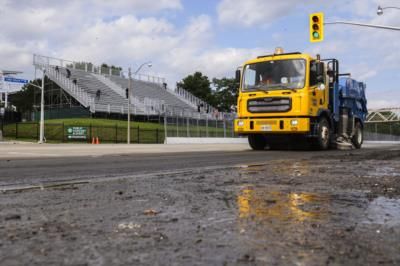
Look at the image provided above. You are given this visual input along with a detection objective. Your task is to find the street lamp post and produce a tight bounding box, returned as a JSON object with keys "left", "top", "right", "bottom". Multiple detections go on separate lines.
{"left": 127, "top": 62, "right": 152, "bottom": 144}
{"left": 377, "top": 5, "right": 400, "bottom": 15}
{"left": 127, "top": 67, "right": 132, "bottom": 144}
{"left": 39, "top": 69, "right": 45, "bottom": 143}
{"left": 26, "top": 70, "right": 45, "bottom": 143}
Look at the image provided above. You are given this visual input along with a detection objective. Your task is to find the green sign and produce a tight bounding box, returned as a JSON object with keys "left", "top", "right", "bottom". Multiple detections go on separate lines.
{"left": 67, "top": 127, "right": 87, "bottom": 140}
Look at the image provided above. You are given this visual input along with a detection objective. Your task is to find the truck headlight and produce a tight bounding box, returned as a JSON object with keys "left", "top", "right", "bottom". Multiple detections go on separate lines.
{"left": 237, "top": 120, "right": 244, "bottom": 127}
{"left": 290, "top": 120, "right": 298, "bottom": 126}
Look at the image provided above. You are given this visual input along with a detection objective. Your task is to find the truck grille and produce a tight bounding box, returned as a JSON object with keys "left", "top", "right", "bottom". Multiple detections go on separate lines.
{"left": 247, "top": 97, "right": 291, "bottom": 113}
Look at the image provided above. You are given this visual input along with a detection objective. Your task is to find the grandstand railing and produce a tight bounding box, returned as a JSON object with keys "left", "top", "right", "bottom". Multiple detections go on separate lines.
{"left": 171, "top": 87, "right": 216, "bottom": 114}
{"left": 91, "top": 101, "right": 234, "bottom": 121}
{"left": 39, "top": 65, "right": 95, "bottom": 112}
{"left": 33, "top": 54, "right": 165, "bottom": 85}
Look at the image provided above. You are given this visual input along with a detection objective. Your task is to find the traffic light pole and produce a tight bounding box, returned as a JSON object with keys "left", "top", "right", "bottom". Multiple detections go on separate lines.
{"left": 325, "top": 21, "right": 400, "bottom": 31}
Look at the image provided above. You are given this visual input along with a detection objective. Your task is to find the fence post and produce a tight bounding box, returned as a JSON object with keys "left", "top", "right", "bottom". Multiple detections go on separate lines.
{"left": 215, "top": 119, "right": 218, "bottom": 138}
{"left": 89, "top": 124, "right": 92, "bottom": 143}
{"left": 62, "top": 123, "right": 65, "bottom": 142}
{"left": 36, "top": 122, "right": 39, "bottom": 140}
{"left": 115, "top": 124, "right": 118, "bottom": 143}
{"left": 156, "top": 128, "right": 159, "bottom": 143}
{"left": 197, "top": 118, "right": 200, "bottom": 137}
{"left": 186, "top": 117, "right": 189, "bottom": 137}
{"left": 164, "top": 114, "right": 168, "bottom": 142}
{"left": 206, "top": 116, "right": 209, "bottom": 137}
{"left": 15, "top": 123, "right": 18, "bottom": 139}
{"left": 176, "top": 116, "right": 179, "bottom": 137}
{"left": 223, "top": 119, "right": 226, "bottom": 138}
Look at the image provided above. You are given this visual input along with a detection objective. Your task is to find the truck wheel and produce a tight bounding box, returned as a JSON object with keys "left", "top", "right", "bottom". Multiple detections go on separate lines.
{"left": 315, "top": 117, "right": 330, "bottom": 150}
{"left": 352, "top": 122, "right": 363, "bottom": 149}
{"left": 248, "top": 134, "right": 267, "bottom": 150}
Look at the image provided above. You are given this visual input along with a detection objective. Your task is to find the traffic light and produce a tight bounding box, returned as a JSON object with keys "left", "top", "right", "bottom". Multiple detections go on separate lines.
{"left": 125, "top": 88, "right": 129, "bottom": 99}
{"left": 310, "top": 13, "right": 324, "bottom": 42}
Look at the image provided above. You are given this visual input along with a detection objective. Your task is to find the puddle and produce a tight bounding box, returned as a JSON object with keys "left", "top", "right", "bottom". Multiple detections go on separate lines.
{"left": 367, "top": 166, "right": 399, "bottom": 178}
{"left": 364, "top": 197, "right": 400, "bottom": 227}
{"left": 270, "top": 161, "right": 311, "bottom": 177}
{"left": 239, "top": 160, "right": 312, "bottom": 177}
{"left": 237, "top": 187, "right": 330, "bottom": 223}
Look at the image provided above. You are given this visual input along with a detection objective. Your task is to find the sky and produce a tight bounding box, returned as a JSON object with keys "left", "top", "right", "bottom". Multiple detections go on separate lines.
{"left": 0, "top": 0, "right": 399, "bottom": 109}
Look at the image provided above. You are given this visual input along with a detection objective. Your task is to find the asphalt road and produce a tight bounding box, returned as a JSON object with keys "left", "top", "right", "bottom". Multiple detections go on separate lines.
{"left": 1, "top": 143, "right": 400, "bottom": 265}
{"left": 0, "top": 142, "right": 396, "bottom": 188}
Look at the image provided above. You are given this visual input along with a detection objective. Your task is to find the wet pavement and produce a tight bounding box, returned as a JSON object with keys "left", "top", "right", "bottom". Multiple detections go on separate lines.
{"left": 1, "top": 147, "right": 400, "bottom": 265}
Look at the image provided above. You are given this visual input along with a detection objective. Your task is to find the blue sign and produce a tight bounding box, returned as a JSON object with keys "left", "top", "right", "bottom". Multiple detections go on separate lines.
{"left": 4, "top": 77, "right": 29, "bottom": 84}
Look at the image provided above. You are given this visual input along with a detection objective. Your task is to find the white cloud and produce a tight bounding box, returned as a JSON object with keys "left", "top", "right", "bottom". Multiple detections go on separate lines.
{"left": 367, "top": 99, "right": 400, "bottom": 109}
{"left": 217, "top": 0, "right": 302, "bottom": 27}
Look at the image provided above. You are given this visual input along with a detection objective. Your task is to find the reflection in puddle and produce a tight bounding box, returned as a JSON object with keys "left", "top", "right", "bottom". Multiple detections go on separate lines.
{"left": 240, "top": 160, "right": 312, "bottom": 178}
{"left": 272, "top": 161, "right": 311, "bottom": 177}
{"left": 364, "top": 197, "right": 400, "bottom": 227}
{"left": 237, "top": 187, "right": 330, "bottom": 223}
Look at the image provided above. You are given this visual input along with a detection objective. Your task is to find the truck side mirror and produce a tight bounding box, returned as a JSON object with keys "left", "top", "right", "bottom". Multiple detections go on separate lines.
{"left": 235, "top": 69, "right": 241, "bottom": 84}
{"left": 316, "top": 62, "right": 324, "bottom": 83}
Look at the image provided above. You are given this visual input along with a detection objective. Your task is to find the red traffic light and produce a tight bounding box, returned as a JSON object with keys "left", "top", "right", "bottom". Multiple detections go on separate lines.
{"left": 312, "top": 16, "right": 319, "bottom": 23}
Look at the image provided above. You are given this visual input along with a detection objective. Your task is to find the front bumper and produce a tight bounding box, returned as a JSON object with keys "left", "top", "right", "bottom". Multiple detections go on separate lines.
{"left": 234, "top": 117, "right": 310, "bottom": 134}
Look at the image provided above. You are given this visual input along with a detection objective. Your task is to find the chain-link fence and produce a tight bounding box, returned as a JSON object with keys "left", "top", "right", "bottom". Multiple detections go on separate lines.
{"left": 2, "top": 122, "right": 164, "bottom": 143}
{"left": 163, "top": 114, "right": 236, "bottom": 138}
{"left": 364, "top": 122, "right": 400, "bottom": 141}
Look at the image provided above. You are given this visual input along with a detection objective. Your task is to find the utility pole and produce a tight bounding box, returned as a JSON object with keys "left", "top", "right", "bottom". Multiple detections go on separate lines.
{"left": 127, "top": 67, "right": 131, "bottom": 144}
{"left": 39, "top": 69, "right": 45, "bottom": 144}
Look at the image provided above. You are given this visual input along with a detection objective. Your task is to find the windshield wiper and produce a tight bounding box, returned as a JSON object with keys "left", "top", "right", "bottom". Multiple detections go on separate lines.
{"left": 245, "top": 84, "right": 298, "bottom": 92}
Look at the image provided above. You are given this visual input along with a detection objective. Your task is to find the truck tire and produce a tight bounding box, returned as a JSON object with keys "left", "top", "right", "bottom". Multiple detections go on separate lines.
{"left": 248, "top": 134, "right": 267, "bottom": 150}
{"left": 352, "top": 122, "right": 363, "bottom": 149}
{"left": 315, "top": 117, "right": 330, "bottom": 150}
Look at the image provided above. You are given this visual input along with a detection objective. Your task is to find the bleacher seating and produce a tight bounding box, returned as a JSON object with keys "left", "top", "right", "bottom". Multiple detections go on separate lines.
{"left": 107, "top": 75, "right": 197, "bottom": 112}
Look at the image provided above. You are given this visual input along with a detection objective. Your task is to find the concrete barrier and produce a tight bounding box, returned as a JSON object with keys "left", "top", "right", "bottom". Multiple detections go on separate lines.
{"left": 165, "top": 137, "right": 247, "bottom": 144}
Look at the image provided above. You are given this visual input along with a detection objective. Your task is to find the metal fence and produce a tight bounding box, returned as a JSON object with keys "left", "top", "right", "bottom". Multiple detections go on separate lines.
{"left": 2, "top": 122, "right": 164, "bottom": 144}
{"left": 364, "top": 122, "right": 400, "bottom": 141}
{"left": 163, "top": 115, "right": 236, "bottom": 138}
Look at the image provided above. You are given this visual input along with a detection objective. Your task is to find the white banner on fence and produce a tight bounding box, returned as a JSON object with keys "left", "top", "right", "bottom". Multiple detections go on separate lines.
{"left": 165, "top": 137, "right": 247, "bottom": 144}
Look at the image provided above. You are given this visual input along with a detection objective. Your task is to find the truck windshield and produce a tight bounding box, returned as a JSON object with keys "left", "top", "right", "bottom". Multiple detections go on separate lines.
{"left": 242, "top": 59, "right": 306, "bottom": 91}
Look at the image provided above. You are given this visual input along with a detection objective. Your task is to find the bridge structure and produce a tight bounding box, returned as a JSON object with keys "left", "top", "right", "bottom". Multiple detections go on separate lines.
{"left": 366, "top": 108, "right": 400, "bottom": 123}
{"left": 364, "top": 108, "right": 400, "bottom": 141}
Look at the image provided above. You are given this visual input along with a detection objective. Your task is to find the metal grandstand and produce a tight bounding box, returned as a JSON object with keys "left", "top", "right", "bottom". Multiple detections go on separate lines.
{"left": 33, "top": 54, "right": 225, "bottom": 120}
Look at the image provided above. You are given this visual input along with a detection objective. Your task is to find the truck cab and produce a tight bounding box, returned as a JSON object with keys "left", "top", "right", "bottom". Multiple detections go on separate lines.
{"left": 234, "top": 48, "right": 367, "bottom": 150}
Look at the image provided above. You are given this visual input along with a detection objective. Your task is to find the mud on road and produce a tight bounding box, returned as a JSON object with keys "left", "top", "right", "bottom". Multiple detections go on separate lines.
{"left": 1, "top": 148, "right": 400, "bottom": 265}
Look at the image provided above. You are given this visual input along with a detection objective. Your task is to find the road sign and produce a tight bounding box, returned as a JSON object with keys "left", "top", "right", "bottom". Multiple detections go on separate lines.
{"left": 67, "top": 127, "right": 87, "bottom": 140}
{"left": 4, "top": 77, "right": 28, "bottom": 84}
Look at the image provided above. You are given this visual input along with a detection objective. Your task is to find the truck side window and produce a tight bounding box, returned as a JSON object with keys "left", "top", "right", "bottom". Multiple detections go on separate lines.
{"left": 309, "top": 60, "right": 318, "bottom": 87}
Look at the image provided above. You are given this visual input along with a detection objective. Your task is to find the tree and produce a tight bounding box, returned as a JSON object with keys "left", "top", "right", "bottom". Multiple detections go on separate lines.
{"left": 212, "top": 77, "right": 238, "bottom": 112}
{"left": 9, "top": 79, "right": 41, "bottom": 114}
{"left": 176, "top": 72, "right": 212, "bottom": 103}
